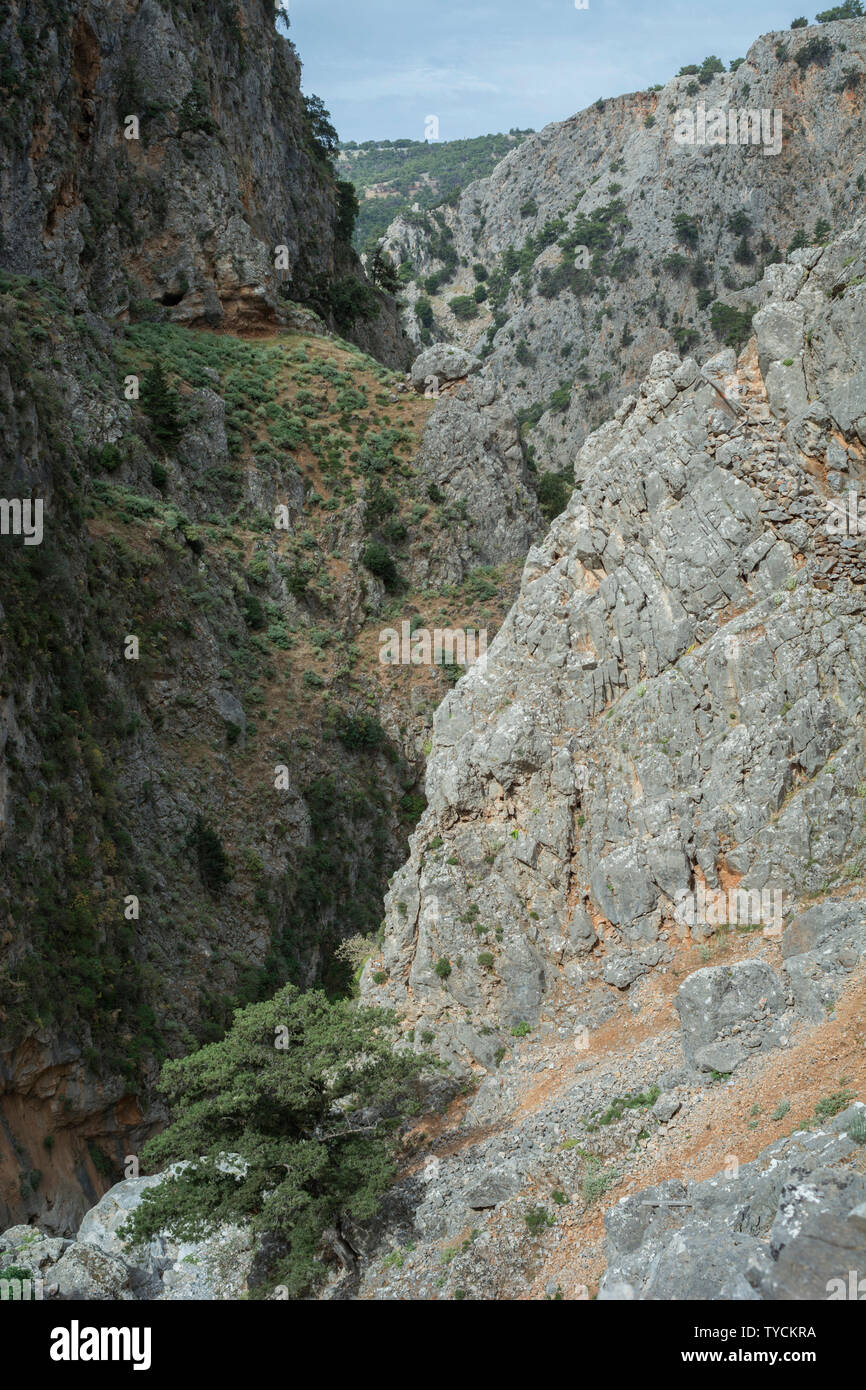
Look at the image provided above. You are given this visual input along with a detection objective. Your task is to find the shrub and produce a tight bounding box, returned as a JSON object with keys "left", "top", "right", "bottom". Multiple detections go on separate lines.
{"left": 448, "top": 294, "right": 477, "bottom": 320}
{"left": 519, "top": 198, "right": 538, "bottom": 217}
{"left": 336, "top": 711, "right": 386, "bottom": 751}
{"left": 536, "top": 471, "right": 570, "bottom": 522}
{"left": 434, "top": 956, "right": 452, "bottom": 979}
{"left": 814, "top": 1090, "right": 854, "bottom": 1119}
{"left": 662, "top": 252, "right": 689, "bottom": 276}
{"left": 791, "top": 15, "right": 808, "bottom": 25}
{"left": 362, "top": 542, "right": 398, "bottom": 587}
{"left": 524, "top": 1206, "right": 554, "bottom": 1233}
{"left": 847, "top": 1109, "right": 866, "bottom": 1144}
{"left": 548, "top": 381, "right": 572, "bottom": 413}
{"left": 794, "top": 36, "right": 833, "bottom": 69}
{"left": 415, "top": 297, "right": 433, "bottom": 328}
{"left": 477, "top": 952, "right": 495, "bottom": 969}
{"left": 734, "top": 235, "right": 755, "bottom": 265}
{"left": 709, "top": 300, "right": 754, "bottom": 348}
{"left": 189, "top": 816, "right": 230, "bottom": 892}
{"left": 673, "top": 213, "right": 700, "bottom": 249}
{"left": 177, "top": 79, "right": 218, "bottom": 136}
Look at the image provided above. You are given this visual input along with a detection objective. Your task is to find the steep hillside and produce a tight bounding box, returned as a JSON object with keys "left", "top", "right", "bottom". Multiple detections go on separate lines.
{"left": 336, "top": 132, "right": 533, "bottom": 251}
{"left": 0, "top": 264, "right": 536, "bottom": 1232}
{"left": 0, "top": 0, "right": 409, "bottom": 363}
{"left": 384, "top": 17, "right": 866, "bottom": 471}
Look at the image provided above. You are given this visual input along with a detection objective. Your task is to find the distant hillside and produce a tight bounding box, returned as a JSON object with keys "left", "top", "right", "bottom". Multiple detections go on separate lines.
{"left": 336, "top": 131, "right": 534, "bottom": 250}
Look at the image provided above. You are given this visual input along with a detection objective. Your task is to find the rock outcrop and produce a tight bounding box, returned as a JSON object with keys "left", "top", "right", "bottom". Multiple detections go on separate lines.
{"left": 0, "top": 0, "right": 410, "bottom": 364}
{"left": 362, "top": 220, "right": 866, "bottom": 1076}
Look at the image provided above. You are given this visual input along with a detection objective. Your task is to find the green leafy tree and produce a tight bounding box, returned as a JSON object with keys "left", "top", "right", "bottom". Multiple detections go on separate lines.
{"left": 335, "top": 180, "right": 359, "bottom": 244}
{"left": 816, "top": 1, "right": 862, "bottom": 18}
{"left": 699, "top": 55, "right": 725, "bottom": 83}
{"left": 673, "top": 212, "right": 700, "bottom": 249}
{"left": 362, "top": 541, "right": 398, "bottom": 587}
{"left": 449, "top": 294, "right": 477, "bottom": 319}
{"left": 121, "top": 986, "right": 432, "bottom": 1295}
{"left": 536, "top": 470, "right": 571, "bottom": 522}
{"left": 304, "top": 94, "right": 338, "bottom": 158}
{"left": 368, "top": 244, "right": 400, "bottom": 293}
{"left": 140, "top": 361, "right": 182, "bottom": 447}
{"left": 710, "top": 301, "right": 754, "bottom": 348}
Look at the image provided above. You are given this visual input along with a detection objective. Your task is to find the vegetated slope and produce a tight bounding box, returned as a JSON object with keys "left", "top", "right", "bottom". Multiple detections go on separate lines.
{"left": 351, "top": 220, "right": 866, "bottom": 1298}
{"left": 0, "top": 269, "right": 529, "bottom": 1233}
{"left": 0, "top": 0, "right": 409, "bottom": 364}
{"left": 383, "top": 17, "right": 866, "bottom": 476}
{"left": 336, "top": 132, "right": 534, "bottom": 252}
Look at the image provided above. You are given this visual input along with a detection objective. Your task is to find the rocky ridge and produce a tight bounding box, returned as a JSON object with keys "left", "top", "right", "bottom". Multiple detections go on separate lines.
{"left": 384, "top": 18, "right": 866, "bottom": 471}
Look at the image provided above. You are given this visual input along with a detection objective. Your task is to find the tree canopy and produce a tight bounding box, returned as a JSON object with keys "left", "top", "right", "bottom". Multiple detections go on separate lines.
{"left": 122, "top": 985, "right": 433, "bottom": 1295}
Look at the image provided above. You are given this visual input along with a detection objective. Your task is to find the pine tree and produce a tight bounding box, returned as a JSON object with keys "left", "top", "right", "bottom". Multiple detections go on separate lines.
{"left": 140, "top": 361, "right": 182, "bottom": 448}
{"left": 121, "top": 985, "right": 433, "bottom": 1295}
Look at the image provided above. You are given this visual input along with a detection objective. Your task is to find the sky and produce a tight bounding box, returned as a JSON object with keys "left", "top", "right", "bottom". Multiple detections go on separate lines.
{"left": 281, "top": 0, "right": 810, "bottom": 143}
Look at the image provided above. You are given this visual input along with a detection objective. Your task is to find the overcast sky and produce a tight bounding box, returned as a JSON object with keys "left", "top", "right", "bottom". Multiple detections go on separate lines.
{"left": 282, "top": 1, "right": 808, "bottom": 143}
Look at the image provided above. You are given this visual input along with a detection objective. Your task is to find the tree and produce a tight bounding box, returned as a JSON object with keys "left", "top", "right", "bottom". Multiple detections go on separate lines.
{"left": 699, "top": 55, "right": 725, "bottom": 84}
{"left": 335, "top": 180, "right": 359, "bottom": 244}
{"left": 536, "top": 470, "right": 571, "bottom": 522}
{"left": 304, "top": 94, "right": 338, "bottom": 158}
{"left": 815, "top": 2, "right": 862, "bottom": 19}
{"left": 673, "top": 212, "right": 700, "bottom": 249}
{"left": 448, "top": 294, "right": 477, "bottom": 320}
{"left": 362, "top": 541, "right": 398, "bottom": 587}
{"left": 710, "top": 301, "right": 754, "bottom": 348}
{"left": 140, "top": 361, "right": 182, "bottom": 447}
{"left": 791, "top": 16, "right": 809, "bottom": 25}
{"left": 121, "top": 986, "right": 432, "bottom": 1296}
{"left": 368, "top": 244, "right": 400, "bottom": 294}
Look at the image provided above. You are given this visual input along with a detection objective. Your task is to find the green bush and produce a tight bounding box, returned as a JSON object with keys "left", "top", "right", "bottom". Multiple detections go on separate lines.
{"left": 189, "top": 816, "right": 230, "bottom": 893}
{"left": 362, "top": 541, "right": 398, "bottom": 588}
{"left": 536, "top": 471, "right": 570, "bottom": 523}
{"left": 709, "top": 301, "right": 754, "bottom": 348}
{"left": 795, "top": 36, "right": 833, "bottom": 68}
{"left": 434, "top": 956, "right": 452, "bottom": 979}
{"left": 177, "top": 79, "right": 219, "bottom": 136}
{"left": 448, "top": 294, "right": 477, "bottom": 320}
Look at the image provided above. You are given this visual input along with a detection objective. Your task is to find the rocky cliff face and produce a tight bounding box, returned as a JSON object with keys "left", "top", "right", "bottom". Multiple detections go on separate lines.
{"left": 385, "top": 17, "right": 866, "bottom": 470}
{"left": 344, "top": 221, "right": 866, "bottom": 1299}
{"left": 363, "top": 219, "right": 866, "bottom": 1070}
{"left": 0, "top": 0, "right": 410, "bottom": 362}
